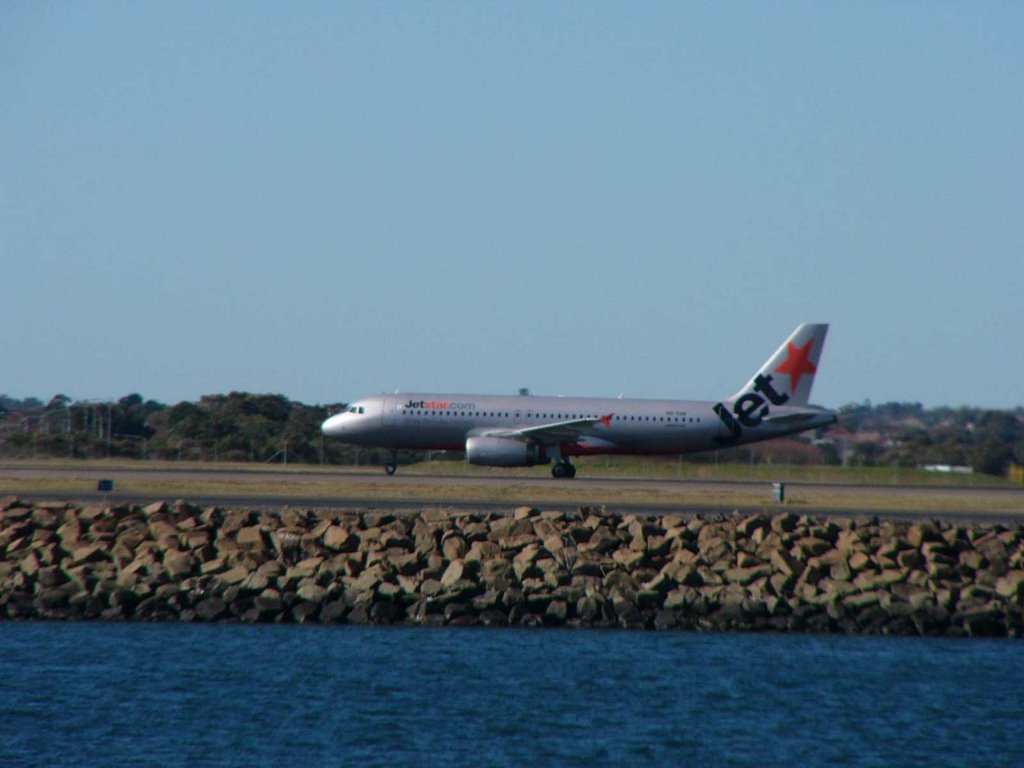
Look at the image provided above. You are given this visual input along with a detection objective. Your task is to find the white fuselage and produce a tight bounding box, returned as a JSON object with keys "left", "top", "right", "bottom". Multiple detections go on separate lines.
{"left": 321, "top": 392, "right": 835, "bottom": 457}
{"left": 320, "top": 323, "right": 837, "bottom": 474}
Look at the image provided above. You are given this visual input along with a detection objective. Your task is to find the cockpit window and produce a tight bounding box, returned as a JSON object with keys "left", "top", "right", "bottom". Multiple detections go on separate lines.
{"left": 359, "top": 406, "right": 365, "bottom": 414}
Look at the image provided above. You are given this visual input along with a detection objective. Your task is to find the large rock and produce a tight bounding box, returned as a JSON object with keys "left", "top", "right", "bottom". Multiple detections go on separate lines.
{"left": 723, "top": 566, "right": 770, "bottom": 586}
{"left": 18, "top": 551, "right": 41, "bottom": 577}
{"left": 488, "top": 517, "right": 535, "bottom": 542}
{"left": 195, "top": 598, "right": 227, "bottom": 621}
{"left": 31, "top": 507, "right": 62, "bottom": 528}
{"left": 379, "top": 530, "right": 413, "bottom": 551}
{"left": 440, "top": 560, "right": 465, "bottom": 588}
{"left": 906, "top": 521, "right": 942, "bottom": 548}
{"left": 612, "top": 548, "right": 645, "bottom": 570}
{"left": 320, "top": 600, "right": 348, "bottom": 622}
{"left": 236, "top": 526, "right": 267, "bottom": 550}
{"left": 897, "top": 549, "right": 925, "bottom": 570}
{"left": 297, "top": 581, "right": 327, "bottom": 603}
{"left": 770, "top": 549, "right": 804, "bottom": 578}
{"left": 736, "top": 514, "right": 767, "bottom": 538}
{"left": 891, "top": 583, "right": 934, "bottom": 611}
{"left": 848, "top": 551, "right": 872, "bottom": 572}
{"left": 239, "top": 571, "right": 270, "bottom": 594}
{"left": 480, "top": 559, "right": 515, "bottom": 591}
{"left": 163, "top": 551, "right": 195, "bottom": 579}
{"left": 419, "top": 508, "right": 452, "bottom": 524}
{"left": 579, "top": 527, "right": 619, "bottom": 554}
{"left": 441, "top": 534, "right": 468, "bottom": 561}
{"left": 793, "top": 537, "right": 832, "bottom": 557}
{"left": 465, "top": 541, "right": 501, "bottom": 562}
{"left": 0, "top": 495, "right": 23, "bottom": 512}
{"left": 323, "top": 525, "right": 357, "bottom": 552}
{"left": 545, "top": 600, "right": 569, "bottom": 624}
{"left": 829, "top": 559, "right": 852, "bottom": 583}
{"left": 419, "top": 578, "right": 445, "bottom": 597}
{"left": 995, "top": 571, "right": 1024, "bottom": 599}
{"left": 854, "top": 569, "right": 905, "bottom": 592}
{"left": 200, "top": 557, "right": 227, "bottom": 575}
{"left": 218, "top": 565, "right": 251, "bottom": 585}
{"left": 69, "top": 544, "right": 107, "bottom": 566}
{"left": 255, "top": 589, "right": 283, "bottom": 614}
{"left": 56, "top": 518, "right": 82, "bottom": 546}
{"left": 770, "top": 512, "right": 799, "bottom": 533}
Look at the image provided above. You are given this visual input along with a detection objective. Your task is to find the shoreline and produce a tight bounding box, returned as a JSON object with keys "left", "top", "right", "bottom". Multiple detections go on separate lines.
{"left": 1, "top": 496, "right": 1022, "bottom": 636}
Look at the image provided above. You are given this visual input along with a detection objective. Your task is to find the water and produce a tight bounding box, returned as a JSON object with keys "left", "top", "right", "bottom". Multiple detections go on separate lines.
{"left": 1, "top": 624, "right": 1022, "bottom": 768}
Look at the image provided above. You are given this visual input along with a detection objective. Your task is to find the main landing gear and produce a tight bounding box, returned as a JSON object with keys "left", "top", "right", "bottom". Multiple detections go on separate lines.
{"left": 384, "top": 450, "right": 398, "bottom": 476}
{"left": 551, "top": 460, "right": 576, "bottom": 479}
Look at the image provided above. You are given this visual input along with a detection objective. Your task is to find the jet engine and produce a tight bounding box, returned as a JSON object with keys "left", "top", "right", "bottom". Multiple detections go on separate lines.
{"left": 465, "top": 436, "right": 547, "bottom": 467}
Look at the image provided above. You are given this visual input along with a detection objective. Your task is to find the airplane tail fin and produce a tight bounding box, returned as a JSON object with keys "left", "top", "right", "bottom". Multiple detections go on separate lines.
{"left": 728, "top": 323, "right": 829, "bottom": 407}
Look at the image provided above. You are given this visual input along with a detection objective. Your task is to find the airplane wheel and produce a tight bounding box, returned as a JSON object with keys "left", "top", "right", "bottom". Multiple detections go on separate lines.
{"left": 552, "top": 462, "right": 575, "bottom": 479}
{"left": 385, "top": 463, "right": 397, "bottom": 476}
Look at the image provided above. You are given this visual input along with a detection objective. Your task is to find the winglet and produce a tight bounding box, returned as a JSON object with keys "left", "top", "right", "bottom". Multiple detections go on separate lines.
{"left": 599, "top": 413, "right": 613, "bottom": 427}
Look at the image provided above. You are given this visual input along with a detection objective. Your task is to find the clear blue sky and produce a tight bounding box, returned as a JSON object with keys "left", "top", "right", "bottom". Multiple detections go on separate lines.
{"left": 3, "top": 3, "right": 1021, "bottom": 409}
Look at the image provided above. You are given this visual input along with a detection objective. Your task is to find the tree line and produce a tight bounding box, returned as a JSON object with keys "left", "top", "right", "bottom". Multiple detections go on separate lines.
{"left": 0, "top": 392, "right": 396, "bottom": 466}
{"left": 0, "top": 393, "right": 1021, "bottom": 476}
{"left": 829, "top": 401, "right": 1024, "bottom": 476}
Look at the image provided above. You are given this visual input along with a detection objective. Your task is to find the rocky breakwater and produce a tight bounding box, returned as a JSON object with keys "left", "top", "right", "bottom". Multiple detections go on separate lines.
{"left": 1, "top": 496, "right": 1023, "bottom": 636}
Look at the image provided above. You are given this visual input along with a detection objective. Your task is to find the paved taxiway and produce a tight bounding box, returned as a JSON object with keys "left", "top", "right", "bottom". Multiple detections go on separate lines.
{"left": 3, "top": 464, "right": 1022, "bottom": 494}
{"left": 3, "top": 465, "right": 1023, "bottom": 524}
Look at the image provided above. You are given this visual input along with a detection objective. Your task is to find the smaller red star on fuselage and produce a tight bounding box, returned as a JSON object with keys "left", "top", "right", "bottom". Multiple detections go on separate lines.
{"left": 774, "top": 339, "right": 817, "bottom": 393}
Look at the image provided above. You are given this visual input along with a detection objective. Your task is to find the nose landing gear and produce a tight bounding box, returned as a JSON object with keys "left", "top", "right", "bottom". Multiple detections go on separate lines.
{"left": 384, "top": 450, "right": 398, "bottom": 476}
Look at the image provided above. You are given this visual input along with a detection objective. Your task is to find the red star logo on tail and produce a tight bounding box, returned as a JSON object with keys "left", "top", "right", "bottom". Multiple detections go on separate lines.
{"left": 774, "top": 339, "right": 817, "bottom": 393}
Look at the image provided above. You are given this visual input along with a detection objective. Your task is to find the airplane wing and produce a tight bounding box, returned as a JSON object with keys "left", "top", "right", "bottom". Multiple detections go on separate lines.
{"left": 478, "top": 414, "right": 613, "bottom": 446}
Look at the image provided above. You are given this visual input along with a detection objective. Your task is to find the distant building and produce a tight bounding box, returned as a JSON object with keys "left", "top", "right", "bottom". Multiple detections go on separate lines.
{"left": 922, "top": 464, "right": 973, "bottom": 475}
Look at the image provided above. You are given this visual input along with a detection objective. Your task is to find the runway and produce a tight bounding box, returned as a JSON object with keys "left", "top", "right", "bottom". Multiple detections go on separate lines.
{"left": 3, "top": 463, "right": 1021, "bottom": 493}
{"left": 3, "top": 464, "right": 1023, "bottom": 524}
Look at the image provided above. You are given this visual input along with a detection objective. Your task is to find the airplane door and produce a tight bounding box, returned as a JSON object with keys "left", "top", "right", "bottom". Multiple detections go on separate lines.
{"left": 382, "top": 398, "right": 399, "bottom": 426}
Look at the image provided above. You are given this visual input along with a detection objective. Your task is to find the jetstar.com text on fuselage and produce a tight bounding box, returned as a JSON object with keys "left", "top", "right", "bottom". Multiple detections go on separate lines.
{"left": 403, "top": 400, "right": 477, "bottom": 411}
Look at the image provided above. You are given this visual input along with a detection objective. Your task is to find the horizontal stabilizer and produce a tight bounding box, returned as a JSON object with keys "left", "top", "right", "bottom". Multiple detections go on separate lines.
{"left": 764, "top": 412, "right": 818, "bottom": 425}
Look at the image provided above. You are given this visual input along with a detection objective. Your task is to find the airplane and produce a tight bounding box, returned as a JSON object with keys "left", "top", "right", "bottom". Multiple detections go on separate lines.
{"left": 321, "top": 323, "right": 836, "bottom": 478}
